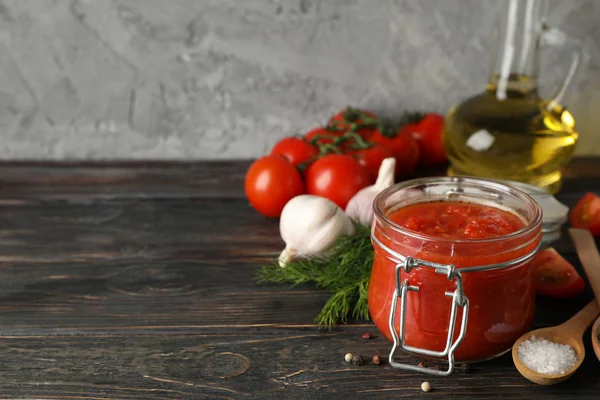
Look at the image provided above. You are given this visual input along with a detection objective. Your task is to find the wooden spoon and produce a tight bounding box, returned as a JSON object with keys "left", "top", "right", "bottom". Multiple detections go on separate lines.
{"left": 512, "top": 300, "right": 600, "bottom": 385}
{"left": 512, "top": 228, "right": 600, "bottom": 385}
{"left": 569, "top": 228, "right": 600, "bottom": 362}
{"left": 593, "top": 316, "right": 600, "bottom": 362}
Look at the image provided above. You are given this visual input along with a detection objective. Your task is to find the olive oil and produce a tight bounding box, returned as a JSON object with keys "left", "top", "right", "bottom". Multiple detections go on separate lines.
{"left": 442, "top": 0, "right": 583, "bottom": 194}
{"left": 443, "top": 74, "right": 578, "bottom": 194}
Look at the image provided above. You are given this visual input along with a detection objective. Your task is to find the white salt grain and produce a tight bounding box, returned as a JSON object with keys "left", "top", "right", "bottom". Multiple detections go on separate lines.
{"left": 517, "top": 335, "right": 578, "bottom": 375}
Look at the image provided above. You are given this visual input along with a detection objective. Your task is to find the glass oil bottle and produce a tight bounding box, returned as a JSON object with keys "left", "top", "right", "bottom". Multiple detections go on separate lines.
{"left": 443, "top": 0, "right": 583, "bottom": 194}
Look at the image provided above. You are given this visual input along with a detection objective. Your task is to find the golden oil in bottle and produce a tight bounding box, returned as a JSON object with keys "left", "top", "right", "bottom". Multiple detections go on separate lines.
{"left": 442, "top": 0, "right": 583, "bottom": 194}
{"left": 443, "top": 74, "right": 578, "bottom": 194}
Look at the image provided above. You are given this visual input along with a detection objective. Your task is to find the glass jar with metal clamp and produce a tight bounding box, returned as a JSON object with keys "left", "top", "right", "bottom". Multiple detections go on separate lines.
{"left": 369, "top": 177, "right": 543, "bottom": 376}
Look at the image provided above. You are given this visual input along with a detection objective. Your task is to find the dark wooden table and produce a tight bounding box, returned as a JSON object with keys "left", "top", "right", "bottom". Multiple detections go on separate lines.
{"left": 0, "top": 159, "right": 599, "bottom": 399}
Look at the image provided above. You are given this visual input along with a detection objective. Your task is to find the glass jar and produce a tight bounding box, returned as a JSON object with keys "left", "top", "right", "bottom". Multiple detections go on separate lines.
{"left": 369, "top": 177, "right": 542, "bottom": 376}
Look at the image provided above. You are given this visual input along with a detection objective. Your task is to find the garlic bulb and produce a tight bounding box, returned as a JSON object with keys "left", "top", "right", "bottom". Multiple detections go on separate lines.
{"left": 278, "top": 194, "right": 355, "bottom": 267}
{"left": 345, "top": 157, "right": 396, "bottom": 226}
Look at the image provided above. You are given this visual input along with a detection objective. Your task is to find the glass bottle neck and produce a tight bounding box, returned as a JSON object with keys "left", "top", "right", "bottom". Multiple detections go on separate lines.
{"left": 488, "top": 0, "right": 547, "bottom": 100}
{"left": 486, "top": 73, "right": 537, "bottom": 99}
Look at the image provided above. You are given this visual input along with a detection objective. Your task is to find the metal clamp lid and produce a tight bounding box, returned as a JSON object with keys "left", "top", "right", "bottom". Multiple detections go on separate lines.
{"left": 388, "top": 257, "right": 469, "bottom": 376}
{"left": 373, "top": 232, "right": 541, "bottom": 376}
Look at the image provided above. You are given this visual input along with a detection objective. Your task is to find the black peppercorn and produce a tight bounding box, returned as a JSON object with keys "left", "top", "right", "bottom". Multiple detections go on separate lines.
{"left": 460, "top": 363, "right": 472, "bottom": 373}
{"left": 352, "top": 354, "right": 364, "bottom": 366}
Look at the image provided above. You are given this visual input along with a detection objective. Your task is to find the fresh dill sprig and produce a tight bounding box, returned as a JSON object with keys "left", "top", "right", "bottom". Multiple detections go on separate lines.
{"left": 256, "top": 222, "right": 374, "bottom": 329}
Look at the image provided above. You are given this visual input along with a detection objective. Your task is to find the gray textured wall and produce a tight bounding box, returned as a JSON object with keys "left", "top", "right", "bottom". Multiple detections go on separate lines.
{"left": 0, "top": 0, "right": 598, "bottom": 160}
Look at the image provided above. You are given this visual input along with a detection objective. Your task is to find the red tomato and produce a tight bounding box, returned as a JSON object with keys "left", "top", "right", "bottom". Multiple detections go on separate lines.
{"left": 353, "top": 145, "right": 395, "bottom": 182}
{"left": 531, "top": 248, "right": 585, "bottom": 298}
{"left": 329, "top": 107, "right": 377, "bottom": 126}
{"left": 410, "top": 113, "right": 448, "bottom": 168}
{"left": 306, "top": 154, "right": 370, "bottom": 209}
{"left": 244, "top": 155, "right": 304, "bottom": 218}
{"left": 304, "top": 127, "right": 342, "bottom": 146}
{"left": 370, "top": 128, "right": 419, "bottom": 177}
{"left": 570, "top": 192, "right": 600, "bottom": 236}
{"left": 271, "top": 137, "right": 318, "bottom": 167}
{"left": 329, "top": 107, "right": 377, "bottom": 137}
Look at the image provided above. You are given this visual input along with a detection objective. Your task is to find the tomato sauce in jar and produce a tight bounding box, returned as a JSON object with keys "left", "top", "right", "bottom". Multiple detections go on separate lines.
{"left": 390, "top": 201, "right": 525, "bottom": 240}
{"left": 369, "top": 178, "right": 542, "bottom": 369}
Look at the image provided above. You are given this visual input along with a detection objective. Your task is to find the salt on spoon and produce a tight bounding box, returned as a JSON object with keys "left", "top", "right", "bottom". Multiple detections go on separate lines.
{"left": 517, "top": 335, "right": 578, "bottom": 375}
{"left": 512, "top": 228, "right": 600, "bottom": 385}
{"left": 512, "top": 300, "right": 599, "bottom": 385}
{"left": 569, "top": 228, "right": 600, "bottom": 363}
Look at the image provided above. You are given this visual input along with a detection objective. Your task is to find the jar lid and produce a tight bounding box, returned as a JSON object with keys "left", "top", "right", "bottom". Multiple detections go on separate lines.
{"left": 491, "top": 179, "right": 569, "bottom": 248}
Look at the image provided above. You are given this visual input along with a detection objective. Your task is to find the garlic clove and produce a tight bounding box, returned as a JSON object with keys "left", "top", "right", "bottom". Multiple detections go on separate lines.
{"left": 278, "top": 194, "right": 355, "bottom": 267}
{"left": 374, "top": 157, "right": 396, "bottom": 190}
{"left": 278, "top": 246, "right": 298, "bottom": 268}
{"left": 345, "top": 157, "right": 396, "bottom": 227}
{"left": 303, "top": 206, "right": 355, "bottom": 253}
{"left": 345, "top": 186, "right": 379, "bottom": 227}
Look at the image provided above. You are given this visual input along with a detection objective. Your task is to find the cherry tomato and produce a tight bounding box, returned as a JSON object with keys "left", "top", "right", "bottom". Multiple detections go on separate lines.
{"left": 328, "top": 107, "right": 377, "bottom": 137}
{"left": 306, "top": 154, "right": 370, "bottom": 209}
{"left": 353, "top": 144, "right": 395, "bottom": 182}
{"left": 244, "top": 155, "right": 304, "bottom": 218}
{"left": 531, "top": 248, "right": 585, "bottom": 298}
{"left": 304, "top": 127, "right": 342, "bottom": 146}
{"left": 570, "top": 192, "right": 600, "bottom": 236}
{"left": 370, "top": 128, "right": 419, "bottom": 177}
{"left": 271, "top": 137, "right": 318, "bottom": 167}
{"left": 409, "top": 113, "right": 447, "bottom": 168}
{"left": 329, "top": 107, "right": 377, "bottom": 126}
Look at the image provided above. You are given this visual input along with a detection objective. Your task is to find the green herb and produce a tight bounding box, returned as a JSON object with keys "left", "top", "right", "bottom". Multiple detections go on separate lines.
{"left": 256, "top": 222, "right": 374, "bottom": 329}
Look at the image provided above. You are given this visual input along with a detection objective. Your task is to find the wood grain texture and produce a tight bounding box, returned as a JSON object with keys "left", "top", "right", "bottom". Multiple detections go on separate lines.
{"left": 0, "top": 329, "right": 598, "bottom": 399}
{"left": 0, "top": 157, "right": 596, "bottom": 200}
{"left": 0, "top": 159, "right": 598, "bottom": 399}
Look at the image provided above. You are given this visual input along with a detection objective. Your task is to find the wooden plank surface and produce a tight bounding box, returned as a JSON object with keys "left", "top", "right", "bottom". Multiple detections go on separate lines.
{"left": 0, "top": 159, "right": 598, "bottom": 399}
{"left": 1, "top": 328, "right": 598, "bottom": 399}
{"left": 0, "top": 157, "right": 596, "bottom": 200}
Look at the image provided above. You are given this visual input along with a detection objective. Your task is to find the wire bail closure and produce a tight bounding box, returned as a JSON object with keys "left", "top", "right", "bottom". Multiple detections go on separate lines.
{"left": 388, "top": 256, "right": 469, "bottom": 376}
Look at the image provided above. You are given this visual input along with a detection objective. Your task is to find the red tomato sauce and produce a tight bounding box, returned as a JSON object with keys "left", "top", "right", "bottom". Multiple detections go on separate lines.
{"left": 369, "top": 200, "right": 540, "bottom": 361}
{"left": 390, "top": 201, "right": 525, "bottom": 240}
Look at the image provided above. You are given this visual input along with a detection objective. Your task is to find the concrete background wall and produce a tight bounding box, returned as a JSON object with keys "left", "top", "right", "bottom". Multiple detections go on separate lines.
{"left": 0, "top": 0, "right": 598, "bottom": 160}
